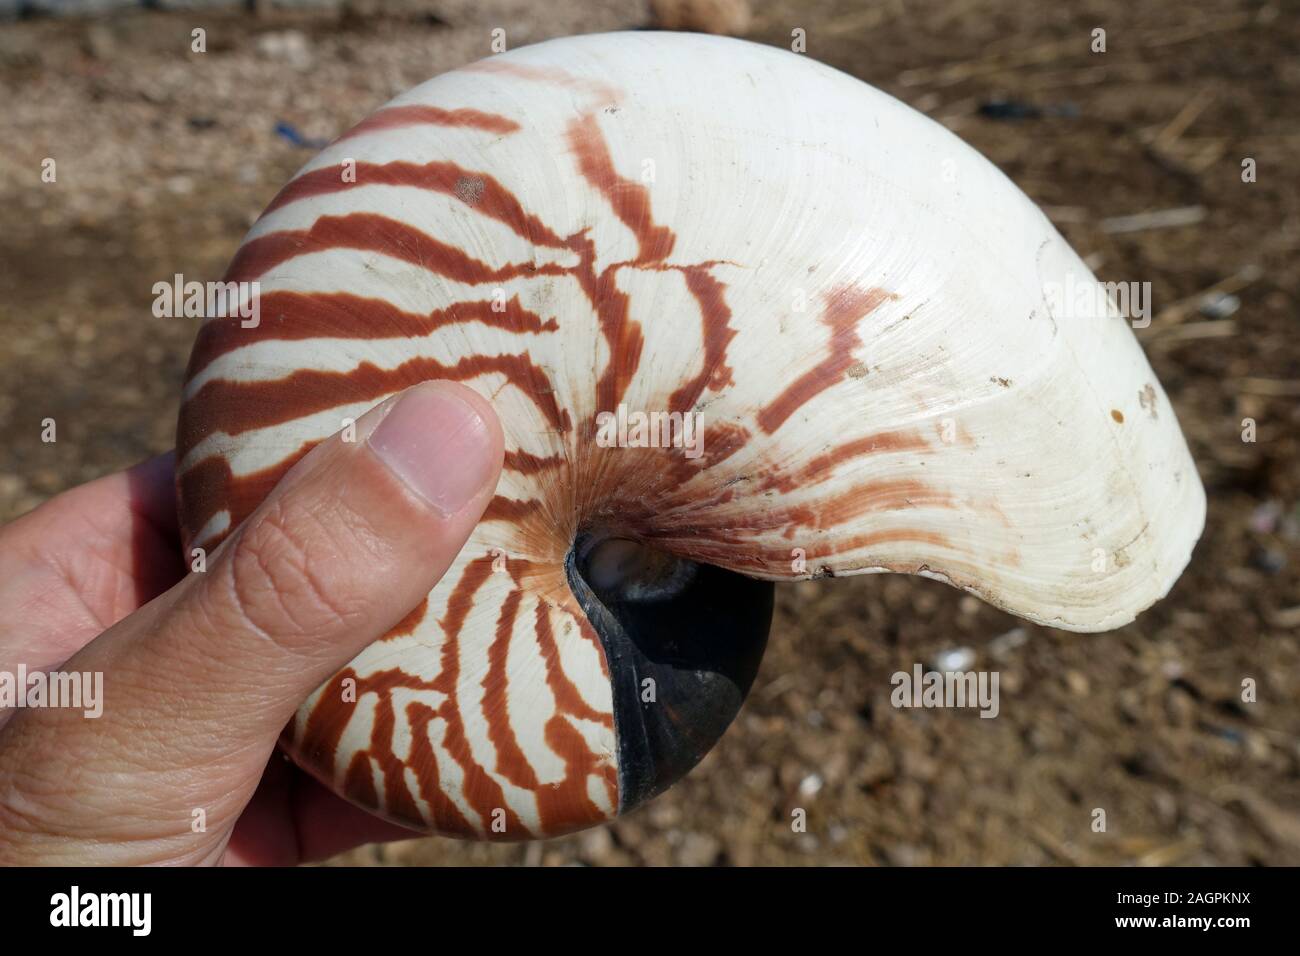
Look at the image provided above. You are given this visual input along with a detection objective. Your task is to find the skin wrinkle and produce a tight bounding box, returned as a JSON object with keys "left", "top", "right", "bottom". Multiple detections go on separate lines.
{"left": 5, "top": 656, "right": 262, "bottom": 791}
{"left": 46, "top": 543, "right": 139, "bottom": 631}
{"left": 0, "top": 465, "right": 183, "bottom": 682}
{"left": 217, "top": 447, "right": 427, "bottom": 656}
{"left": 2, "top": 578, "right": 99, "bottom": 674}
{"left": 0, "top": 730, "right": 208, "bottom": 846}
{"left": 1, "top": 646, "right": 303, "bottom": 864}
{"left": 160, "top": 583, "right": 330, "bottom": 730}
{"left": 0, "top": 769, "right": 67, "bottom": 839}
{"left": 1, "top": 542, "right": 101, "bottom": 628}
{"left": 234, "top": 508, "right": 362, "bottom": 647}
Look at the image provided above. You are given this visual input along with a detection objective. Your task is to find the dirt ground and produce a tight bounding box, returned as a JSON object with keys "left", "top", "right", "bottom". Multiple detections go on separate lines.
{"left": 1, "top": 0, "right": 1297, "bottom": 866}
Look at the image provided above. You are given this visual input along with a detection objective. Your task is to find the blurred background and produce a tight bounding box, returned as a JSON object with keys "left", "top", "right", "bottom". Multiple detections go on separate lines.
{"left": 0, "top": 0, "right": 1297, "bottom": 865}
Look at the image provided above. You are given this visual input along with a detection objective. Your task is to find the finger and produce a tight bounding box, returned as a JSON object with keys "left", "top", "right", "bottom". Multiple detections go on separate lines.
{"left": 0, "top": 452, "right": 180, "bottom": 675}
{"left": 224, "top": 758, "right": 418, "bottom": 866}
{"left": 60, "top": 381, "right": 503, "bottom": 777}
{"left": 289, "top": 776, "right": 421, "bottom": 864}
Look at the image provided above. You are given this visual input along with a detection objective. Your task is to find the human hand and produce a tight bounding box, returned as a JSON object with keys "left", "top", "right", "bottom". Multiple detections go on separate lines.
{"left": 0, "top": 382, "right": 504, "bottom": 865}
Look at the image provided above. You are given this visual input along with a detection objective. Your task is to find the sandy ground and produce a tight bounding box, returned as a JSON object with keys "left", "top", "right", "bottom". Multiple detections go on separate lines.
{"left": 0, "top": 0, "right": 1297, "bottom": 865}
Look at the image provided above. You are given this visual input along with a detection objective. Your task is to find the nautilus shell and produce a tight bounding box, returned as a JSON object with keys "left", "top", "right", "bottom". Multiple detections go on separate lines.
{"left": 177, "top": 32, "right": 1205, "bottom": 840}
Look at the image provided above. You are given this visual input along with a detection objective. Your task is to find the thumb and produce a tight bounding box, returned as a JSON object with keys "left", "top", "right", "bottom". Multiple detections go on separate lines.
{"left": 74, "top": 380, "right": 502, "bottom": 771}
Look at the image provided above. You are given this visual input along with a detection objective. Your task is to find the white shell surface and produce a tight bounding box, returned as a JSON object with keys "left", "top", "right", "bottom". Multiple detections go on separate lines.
{"left": 178, "top": 32, "right": 1205, "bottom": 837}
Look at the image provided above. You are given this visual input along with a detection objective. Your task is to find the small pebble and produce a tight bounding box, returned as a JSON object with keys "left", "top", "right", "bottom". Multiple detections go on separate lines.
{"left": 988, "top": 627, "right": 1029, "bottom": 659}
{"left": 1249, "top": 501, "right": 1282, "bottom": 534}
{"left": 1198, "top": 291, "right": 1241, "bottom": 319}
{"left": 1160, "top": 659, "right": 1185, "bottom": 680}
{"left": 677, "top": 832, "right": 721, "bottom": 867}
{"left": 798, "top": 772, "right": 824, "bottom": 799}
{"left": 1249, "top": 548, "right": 1287, "bottom": 574}
{"left": 932, "top": 646, "right": 977, "bottom": 671}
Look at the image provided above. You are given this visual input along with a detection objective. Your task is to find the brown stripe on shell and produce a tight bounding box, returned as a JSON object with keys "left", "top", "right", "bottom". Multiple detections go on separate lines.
{"left": 588, "top": 261, "right": 646, "bottom": 419}
{"left": 224, "top": 212, "right": 576, "bottom": 288}
{"left": 290, "top": 559, "right": 548, "bottom": 836}
{"left": 433, "top": 555, "right": 530, "bottom": 836}
{"left": 404, "top": 699, "right": 479, "bottom": 835}
{"left": 179, "top": 354, "right": 570, "bottom": 461}
{"left": 178, "top": 440, "right": 317, "bottom": 551}
{"left": 332, "top": 105, "right": 521, "bottom": 143}
{"left": 757, "top": 285, "right": 896, "bottom": 434}
{"left": 379, "top": 597, "right": 429, "bottom": 641}
{"left": 481, "top": 587, "right": 542, "bottom": 791}
{"left": 261, "top": 160, "right": 570, "bottom": 248}
{"left": 663, "top": 527, "right": 957, "bottom": 576}
{"left": 483, "top": 494, "right": 539, "bottom": 525}
{"left": 531, "top": 601, "right": 617, "bottom": 827}
{"left": 292, "top": 666, "right": 476, "bottom": 835}
{"left": 503, "top": 449, "right": 566, "bottom": 475}
{"left": 668, "top": 264, "right": 738, "bottom": 413}
{"left": 186, "top": 292, "right": 558, "bottom": 383}
{"left": 642, "top": 478, "right": 954, "bottom": 541}
{"left": 759, "top": 429, "right": 936, "bottom": 494}
{"left": 460, "top": 59, "right": 623, "bottom": 110}
{"left": 566, "top": 113, "right": 675, "bottom": 263}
